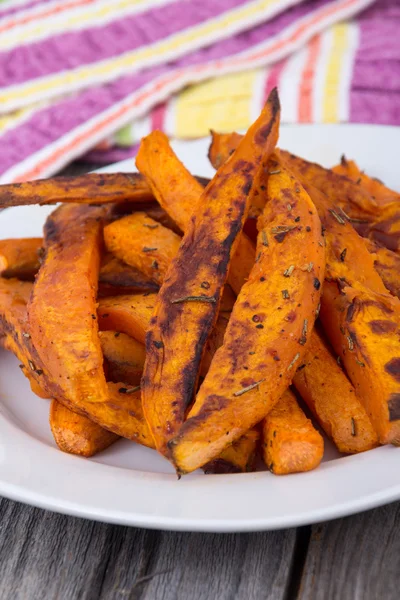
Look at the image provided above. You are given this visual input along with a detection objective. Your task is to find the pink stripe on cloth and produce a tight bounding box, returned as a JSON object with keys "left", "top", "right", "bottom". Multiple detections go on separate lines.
{"left": 0, "top": 0, "right": 333, "bottom": 174}
{"left": 0, "top": 0, "right": 259, "bottom": 87}
{"left": 350, "top": 0, "right": 400, "bottom": 124}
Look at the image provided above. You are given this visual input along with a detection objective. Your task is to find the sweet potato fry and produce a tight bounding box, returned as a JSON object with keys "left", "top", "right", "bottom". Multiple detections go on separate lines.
{"left": 169, "top": 157, "right": 325, "bottom": 474}
{"left": 293, "top": 328, "right": 378, "bottom": 453}
{"left": 100, "top": 330, "right": 145, "bottom": 386}
{"left": 141, "top": 90, "right": 280, "bottom": 455}
{"left": 0, "top": 238, "right": 42, "bottom": 280}
{"left": 204, "top": 429, "right": 260, "bottom": 474}
{"left": 50, "top": 400, "right": 119, "bottom": 457}
{"left": 262, "top": 388, "right": 324, "bottom": 475}
{"left": 28, "top": 204, "right": 109, "bottom": 405}
{"left": 0, "top": 279, "right": 154, "bottom": 445}
{"left": 288, "top": 182, "right": 400, "bottom": 445}
{"left": 136, "top": 130, "right": 256, "bottom": 295}
{"left": 98, "top": 292, "right": 232, "bottom": 378}
{"left": 98, "top": 253, "right": 159, "bottom": 296}
{"left": 208, "top": 130, "right": 244, "bottom": 170}
{"left": 98, "top": 293, "right": 157, "bottom": 345}
{"left": 333, "top": 156, "right": 400, "bottom": 205}
{"left": 364, "top": 239, "right": 400, "bottom": 298}
{"left": 0, "top": 172, "right": 154, "bottom": 208}
{"left": 104, "top": 213, "right": 182, "bottom": 285}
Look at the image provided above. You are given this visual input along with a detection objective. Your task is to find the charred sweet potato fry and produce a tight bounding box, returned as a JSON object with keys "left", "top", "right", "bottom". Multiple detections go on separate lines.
{"left": 28, "top": 204, "right": 110, "bottom": 405}
{"left": 169, "top": 157, "right": 325, "bottom": 474}
{"left": 354, "top": 203, "right": 400, "bottom": 254}
{"left": 141, "top": 90, "right": 280, "bottom": 455}
{"left": 289, "top": 182, "right": 400, "bottom": 445}
{"left": 0, "top": 172, "right": 154, "bottom": 208}
{"left": 262, "top": 388, "right": 324, "bottom": 475}
{"left": 333, "top": 156, "right": 400, "bottom": 205}
{"left": 364, "top": 239, "right": 400, "bottom": 298}
{"left": 50, "top": 400, "right": 119, "bottom": 457}
{"left": 293, "top": 328, "right": 378, "bottom": 453}
{"left": 0, "top": 238, "right": 42, "bottom": 280}
{"left": 0, "top": 277, "right": 156, "bottom": 446}
{"left": 204, "top": 429, "right": 260, "bottom": 474}
{"left": 100, "top": 330, "right": 145, "bottom": 386}
{"left": 136, "top": 129, "right": 256, "bottom": 295}
{"left": 98, "top": 253, "right": 159, "bottom": 296}
{"left": 104, "top": 213, "right": 182, "bottom": 285}
{"left": 98, "top": 292, "right": 232, "bottom": 378}
{"left": 320, "top": 281, "right": 400, "bottom": 445}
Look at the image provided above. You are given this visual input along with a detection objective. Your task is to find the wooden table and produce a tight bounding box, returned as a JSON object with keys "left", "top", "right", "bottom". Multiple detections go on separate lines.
{"left": 1, "top": 163, "right": 399, "bottom": 600}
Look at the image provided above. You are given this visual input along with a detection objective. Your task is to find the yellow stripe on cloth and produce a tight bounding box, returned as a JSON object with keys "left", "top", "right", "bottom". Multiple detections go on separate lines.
{"left": 322, "top": 23, "right": 351, "bottom": 123}
{"left": 175, "top": 71, "right": 259, "bottom": 138}
{"left": 0, "top": 0, "right": 282, "bottom": 110}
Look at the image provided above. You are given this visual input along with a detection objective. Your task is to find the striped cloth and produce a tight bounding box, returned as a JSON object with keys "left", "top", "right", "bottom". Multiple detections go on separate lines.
{"left": 0, "top": 0, "right": 396, "bottom": 183}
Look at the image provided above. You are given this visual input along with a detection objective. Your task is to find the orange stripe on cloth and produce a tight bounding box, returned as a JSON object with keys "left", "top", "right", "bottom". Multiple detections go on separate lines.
{"left": 0, "top": 0, "right": 95, "bottom": 35}
{"left": 298, "top": 34, "right": 321, "bottom": 122}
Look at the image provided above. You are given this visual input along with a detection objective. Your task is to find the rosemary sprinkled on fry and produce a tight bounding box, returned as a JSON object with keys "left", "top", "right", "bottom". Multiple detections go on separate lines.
{"left": 143, "top": 223, "right": 159, "bottom": 229}
{"left": 356, "top": 178, "right": 362, "bottom": 185}
{"left": 201, "top": 281, "right": 210, "bottom": 289}
{"left": 356, "top": 359, "right": 365, "bottom": 367}
{"left": 329, "top": 209, "right": 346, "bottom": 225}
{"left": 319, "top": 240, "right": 324, "bottom": 247}
{"left": 299, "top": 319, "right": 308, "bottom": 345}
{"left": 119, "top": 385, "right": 141, "bottom": 394}
{"left": 287, "top": 203, "right": 292, "bottom": 211}
{"left": 351, "top": 417, "right": 357, "bottom": 436}
{"left": 315, "top": 302, "right": 321, "bottom": 318}
{"left": 347, "top": 335, "right": 354, "bottom": 351}
{"left": 28, "top": 360, "right": 36, "bottom": 371}
{"left": 283, "top": 265, "right": 295, "bottom": 277}
{"left": 337, "top": 356, "right": 342, "bottom": 366}
{"left": 287, "top": 353, "right": 300, "bottom": 371}
{"left": 171, "top": 295, "right": 216, "bottom": 304}
{"left": 282, "top": 289, "right": 290, "bottom": 299}
{"left": 114, "top": 332, "right": 120, "bottom": 338}
{"left": 269, "top": 169, "right": 281, "bottom": 175}
{"left": 271, "top": 226, "right": 295, "bottom": 234}
{"left": 262, "top": 231, "right": 269, "bottom": 247}
{"left": 340, "top": 248, "right": 347, "bottom": 262}
{"left": 22, "top": 332, "right": 31, "bottom": 338}
{"left": 255, "top": 251, "right": 262, "bottom": 263}
{"left": 142, "top": 247, "right": 158, "bottom": 252}
{"left": 151, "top": 260, "right": 159, "bottom": 270}
{"left": 233, "top": 378, "right": 265, "bottom": 397}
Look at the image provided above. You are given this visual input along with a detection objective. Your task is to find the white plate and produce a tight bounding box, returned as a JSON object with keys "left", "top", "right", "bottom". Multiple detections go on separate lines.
{"left": 0, "top": 124, "right": 399, "bottom": 532}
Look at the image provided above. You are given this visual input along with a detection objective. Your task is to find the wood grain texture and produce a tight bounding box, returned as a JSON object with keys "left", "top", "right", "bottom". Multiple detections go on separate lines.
{"left": 0, "top": 498, "right": 296, "bottom": 600}
{"left": 299, "top": 503, "right": 400, "bottom": 600}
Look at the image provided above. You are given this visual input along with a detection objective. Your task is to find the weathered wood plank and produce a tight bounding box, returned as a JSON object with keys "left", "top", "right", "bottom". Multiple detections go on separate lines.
{"left": 0, "top": 497, "right": 297, "bottom": 600}
{"left": 299, "top": 503, "right": 400, "bottom": 600}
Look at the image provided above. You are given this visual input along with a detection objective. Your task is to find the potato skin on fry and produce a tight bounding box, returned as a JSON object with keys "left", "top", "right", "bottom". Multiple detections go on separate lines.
{"left": 0, "top": 172, "right": 154, "bottom": 208}
{"left": 104, "top": 213, "right": 181, "bottom": 285}
{"left": 293, "top": 328, "right": 378, "bottom": 454}
{"left": 50, "top": 400, "right": 119, "bottom": 457}
{"left": 28, "top": 204, "right": 109, "bottom": 406}
{"left": 170, "top": 158, "right": 325, "bottom": 474}
{"left": 262, "top": 389, "right": 324, "bottom": 475}
{"left": 141, "top": 91, "right": 281, "bottom": 455}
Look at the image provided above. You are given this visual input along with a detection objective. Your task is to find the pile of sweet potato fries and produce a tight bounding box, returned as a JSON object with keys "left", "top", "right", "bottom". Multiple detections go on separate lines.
{"left": 1, "top": 88, "right": 399, "bottom": 476}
